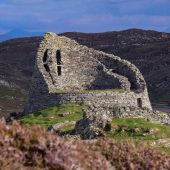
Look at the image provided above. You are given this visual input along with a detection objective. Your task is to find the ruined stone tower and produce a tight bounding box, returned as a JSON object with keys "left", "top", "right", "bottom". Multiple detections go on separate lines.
{"left": 25, "top": 32, "right": 152, "bottom": 115}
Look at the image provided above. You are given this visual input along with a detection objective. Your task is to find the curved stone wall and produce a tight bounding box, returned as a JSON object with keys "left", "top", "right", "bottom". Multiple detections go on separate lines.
{"left": 24, "top": 32, "right": 152, "bottom": 114}
{"left": 26, "top": 90, "right": 151, "bottom": 113}
{"left": 35, "top": 33, "right": 146, "bottom": 92}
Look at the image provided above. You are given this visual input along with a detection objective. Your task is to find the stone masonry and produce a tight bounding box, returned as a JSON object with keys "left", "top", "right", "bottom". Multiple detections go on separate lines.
{"left": 24, "top": 32, "right": 152, "bottom": 115}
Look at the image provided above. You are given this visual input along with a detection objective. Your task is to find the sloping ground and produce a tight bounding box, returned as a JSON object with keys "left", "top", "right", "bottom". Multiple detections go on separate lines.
{"left": 0, "top": 37, "right": 42, "bottom": 117}
{"left": 0, "top": 28, "right": 170, "bottom": 116}
{"left": 20, "top": 104, "right": 170, "bottom": 154}
{"left": 0, "top": 119, "right": 170, "bottom": 169}
{"left": 20, "top": 104, "right": 84, "bottom": 128}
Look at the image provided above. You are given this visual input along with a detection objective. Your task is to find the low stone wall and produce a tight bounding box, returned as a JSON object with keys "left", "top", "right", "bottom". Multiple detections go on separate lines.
{"left": 25, "top": 89, "right": 170, "bottom": 126}
{"left": 25, "top": 90, "right": 150, "bottom": 114}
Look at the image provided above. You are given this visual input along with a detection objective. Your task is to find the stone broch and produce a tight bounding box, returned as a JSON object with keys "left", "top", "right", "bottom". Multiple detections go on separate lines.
{"left": 23, "top": 32, "right": 170, "bottom": 138}
{"left": 24, "top": 32, "right": 152, "bottom": 116}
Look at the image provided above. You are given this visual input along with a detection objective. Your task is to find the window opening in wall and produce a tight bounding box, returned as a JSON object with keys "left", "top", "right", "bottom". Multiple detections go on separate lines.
{"left": 56, "top": 50, "right": 62, "bottom": 76}
{"left": 43, "top": 49, "right": 55, "bottom": 85}
{"left": 43, "top": 49, "right": 49, "bottom": 62}
{"left": 56, "top": 50, "right": 62, "bottom": 65}
{"left": 57, "top": 66, "right": 62, "bottom": 76}
{"left": 137, "top": 98, "right": 142, "bottom": 108}
{"left": 44, "top": 64, "right": 50, "bottom": 72}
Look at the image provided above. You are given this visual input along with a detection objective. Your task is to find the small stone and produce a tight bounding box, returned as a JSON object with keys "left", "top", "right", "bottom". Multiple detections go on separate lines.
{"left": 149, "top": 128, "right": 159, "bottom": 134}
{"left": 134, "top": 128, "right": 140, "bottom": 133}
{"left": 47, "top": 116, "right": 54, "bottom": 120}
{"left": 58, "top": 112, "right": 70, "bottom": 117}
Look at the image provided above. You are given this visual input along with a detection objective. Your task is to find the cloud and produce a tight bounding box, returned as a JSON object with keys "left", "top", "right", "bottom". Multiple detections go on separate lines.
{"left": 0, "top": 29, "right": 10, "bottom": 35}
{"left": 12, "top": 0, "right": 45, "bottom": 3}
{"left": 108, "top": 0, "right": 135, "bottom": 4}
{"left": 1, "top": 0, "right": 49, "bottom": 5}
{"left": 117, "top": 0, "right": 170, "bottom": 14}
{"left": 69, "top": 14, "right": 170, "bottom": 32}
{"left": 0, "top": 0, "right": 170, "bottom": 33}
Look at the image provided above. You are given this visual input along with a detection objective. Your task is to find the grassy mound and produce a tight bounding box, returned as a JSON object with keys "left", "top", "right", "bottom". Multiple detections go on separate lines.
{"left": 0, "top": 119, "right": 170, "bottom": 169}
{"left": 106, "top": 118, "right": 170, "bottom": 140}
{"left": 20, "top": 104, "right": 84, "bottom": 128}
{"left": 21, "top": 105, "right": 170, "bottom": 141}
{"left": 20, "top": 104, "right": 170, "bottom": 155}
{"left": 106, "top": 118, "right": 170, "bottom": 155}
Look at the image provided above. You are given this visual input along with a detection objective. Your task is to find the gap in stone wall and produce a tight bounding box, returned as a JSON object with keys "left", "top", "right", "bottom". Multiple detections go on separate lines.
{"left": 56, "top": 50, "right": 62, "bottom": 76}
{"left": 57, "top": 66, "right": 62, "bottom": 76}
{"left": 43, "top": 49, "right": 55, "bottom": 84}
{"left": 137, "top": 98, "right": 142, "bottom": 108}
{"left": 56, "top": 50, "right": 62, "bottom": 65}
{"left": 43, "top": 49, "right": 49, "bottom": 62}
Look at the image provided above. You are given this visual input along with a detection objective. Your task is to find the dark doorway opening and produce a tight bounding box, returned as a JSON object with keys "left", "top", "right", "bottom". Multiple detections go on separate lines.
{"left": 137, "top": 98, "right": 142, "bottom": 108}
{"left": 57, "top": 66, "right": 62, "bottom": 76}
{"left": 56, "top": 50, "right": 62, "bottom": 65}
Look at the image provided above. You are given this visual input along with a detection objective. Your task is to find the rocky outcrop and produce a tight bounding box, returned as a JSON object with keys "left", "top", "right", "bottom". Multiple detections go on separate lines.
{"left": 74, "top": 111, "right": 112, "bottom": 139}
{"left": 72, "top": 106, "right": 170, "bottom": 139}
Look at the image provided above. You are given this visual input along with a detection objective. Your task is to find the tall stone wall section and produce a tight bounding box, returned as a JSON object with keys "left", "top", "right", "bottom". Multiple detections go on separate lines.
{"left": 25, "top": 32, "right": 152, "bottom": 114}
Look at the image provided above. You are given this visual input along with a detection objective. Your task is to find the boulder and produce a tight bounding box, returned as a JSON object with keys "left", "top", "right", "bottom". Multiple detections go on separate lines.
{"left": 74, "top": 111, "right": 112, "bottom": 139}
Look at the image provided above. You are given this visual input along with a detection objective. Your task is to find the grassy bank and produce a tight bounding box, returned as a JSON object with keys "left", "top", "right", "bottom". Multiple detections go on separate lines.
{"left": 20, "top": 104, "right": 170, "bottom": 155}
{"left": 20, "top": 104, "right": 84, "bottom": 128}
{"left": 106, "top": 118, "right": 170, "bottom": 140}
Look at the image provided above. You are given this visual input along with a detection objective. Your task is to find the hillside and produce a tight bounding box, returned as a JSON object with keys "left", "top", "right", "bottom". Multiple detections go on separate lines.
{"left": 0, "top": 29, "right": 43, "bottom": 42}
{"left": 0, "top": 28, "right": 170, "bottom": 116}
{"left": 0, "top": 37, "right": 42, "bottom": 116}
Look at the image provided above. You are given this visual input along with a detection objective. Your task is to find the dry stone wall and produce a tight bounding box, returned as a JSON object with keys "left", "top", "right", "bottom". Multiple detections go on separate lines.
{"left": 25, "top": 32, "right": 152, "bottom": 115}
{"left": 30, "top": 90, "right": 147, "bottom": 111}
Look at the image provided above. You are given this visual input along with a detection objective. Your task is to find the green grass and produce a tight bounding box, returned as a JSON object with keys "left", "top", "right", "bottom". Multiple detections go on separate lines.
{"left": 21, "top": 106, "right": 170, "bottom": 140}
{"left": 20, "top": 104, "right": 84, "bottom": 128}
{"left": 160, "top": 147, "right": 170, "bottom": 155}
{"left": 51, "top": 89, "right": 125, "bottom": 94}
{"left": 106, "top": 118, "right": 170, "bottom": 155}
{"left": 106, "top": 118, "right": 170, "bottom": 141}
{"left": 20, "top": 106, "right": 170, "bottom": 155}
{"left": 58, "top": 123, "right": 76, "bottom": 131}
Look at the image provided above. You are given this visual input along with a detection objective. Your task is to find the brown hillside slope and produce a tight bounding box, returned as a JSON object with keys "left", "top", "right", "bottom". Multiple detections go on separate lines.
{"left": 0, "top": 37, "right": 42, "bottom": 116}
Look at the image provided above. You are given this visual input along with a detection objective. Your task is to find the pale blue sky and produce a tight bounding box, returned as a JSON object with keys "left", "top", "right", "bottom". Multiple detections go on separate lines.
{"left": 0, "top": 0, "right": 170, "bottom": 34}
